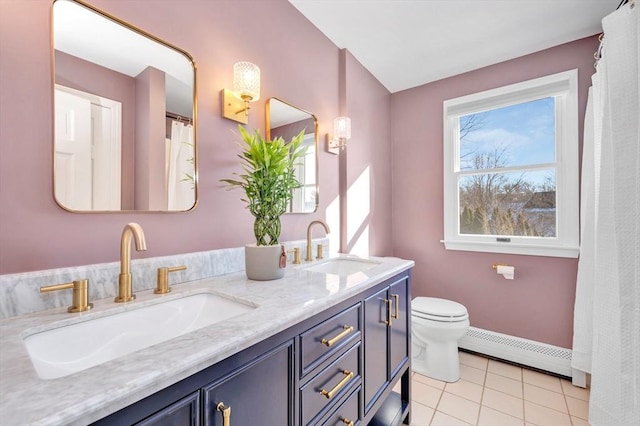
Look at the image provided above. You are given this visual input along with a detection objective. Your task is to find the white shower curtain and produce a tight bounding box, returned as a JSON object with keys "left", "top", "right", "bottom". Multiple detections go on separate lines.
{"left": 572, "top": 2, "right": 639, "bottom": 425}
{"left": 166, "top": 120, "right": 195, "bottom": 210}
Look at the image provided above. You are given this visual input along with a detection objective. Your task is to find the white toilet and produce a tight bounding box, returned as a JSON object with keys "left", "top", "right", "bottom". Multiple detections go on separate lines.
{"left": 411, "top": 297, "right": 470, "bottom": 382}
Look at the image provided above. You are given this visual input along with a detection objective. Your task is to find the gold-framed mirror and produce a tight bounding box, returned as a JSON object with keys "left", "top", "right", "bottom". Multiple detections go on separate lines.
{"left": 266, "top": 98, "right": 318, "bottom": 213}
{"left": 52, "top": 0, "right": 197, "bottom": 212}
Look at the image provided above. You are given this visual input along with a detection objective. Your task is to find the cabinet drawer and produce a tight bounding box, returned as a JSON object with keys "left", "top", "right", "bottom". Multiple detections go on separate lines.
{"left": 300, "top": 342, "right": 360, "bottom": 426}
{"left": 300, "top": 303, "right": 361, "bottom": 376}
{"left": 320, "top": 386, "right": 360, "bottom": 426}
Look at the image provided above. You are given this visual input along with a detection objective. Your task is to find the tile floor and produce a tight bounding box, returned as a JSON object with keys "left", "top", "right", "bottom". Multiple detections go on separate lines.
{"left": 406, "top": 351, "right": 590, "bottom": 426}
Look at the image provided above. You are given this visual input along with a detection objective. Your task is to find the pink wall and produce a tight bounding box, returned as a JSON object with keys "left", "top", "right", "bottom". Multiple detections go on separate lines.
{"left": 0, "top": 0, "right": 596, "bottom": 349}
{"left": 0, "top": 0, "right": 393, "bottom": 275}
{"left": 390, "top": 36, "right": 599, "bottom": 348}
{"left": 342, "top": 50, "right": 393, "bottom": 256}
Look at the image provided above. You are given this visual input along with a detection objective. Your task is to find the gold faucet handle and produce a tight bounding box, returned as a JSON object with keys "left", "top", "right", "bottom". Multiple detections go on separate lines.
{"left": 155, "top": 265, "right": 187, "bottom": 294}
{"left": 287, "top": 248, "right": 301, "bottom": 264}
{"left": 40, "top": 279, "right": 93, "bottom": 313}
{"left": 316, "top": 243, "right": 324, "bottom": 260}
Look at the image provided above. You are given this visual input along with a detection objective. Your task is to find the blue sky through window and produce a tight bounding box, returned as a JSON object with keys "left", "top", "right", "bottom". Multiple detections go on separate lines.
{"left": 460, "top": 97, "right": 556, "bottom": 169}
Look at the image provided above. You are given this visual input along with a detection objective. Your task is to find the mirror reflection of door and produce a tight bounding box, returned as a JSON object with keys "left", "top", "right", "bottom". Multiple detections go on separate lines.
{"left": 54, "top": 86, "right": 122, "bottom": 210}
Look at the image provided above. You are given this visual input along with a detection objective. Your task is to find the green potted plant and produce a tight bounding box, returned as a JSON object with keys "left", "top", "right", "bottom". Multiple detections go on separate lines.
{"left": 222, "top": 125, "right": 307, "bottom": 280}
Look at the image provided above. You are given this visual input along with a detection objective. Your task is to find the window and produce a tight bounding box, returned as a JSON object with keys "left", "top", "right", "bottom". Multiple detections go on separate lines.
{"left": 290, "top": 133, "right": 317, "bottom": 212}
{"left": 442, "top": 70, "right": 579, "bottom": 257}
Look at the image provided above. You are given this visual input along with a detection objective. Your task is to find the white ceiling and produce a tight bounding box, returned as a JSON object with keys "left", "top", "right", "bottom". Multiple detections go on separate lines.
{"left": 289, "top": 0, "right": 620, "bottom": 93}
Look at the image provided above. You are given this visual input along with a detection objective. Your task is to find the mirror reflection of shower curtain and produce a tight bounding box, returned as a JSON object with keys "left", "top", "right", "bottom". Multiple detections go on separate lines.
{"left": 166, "top": 120, "right": 194, "bottom": 210}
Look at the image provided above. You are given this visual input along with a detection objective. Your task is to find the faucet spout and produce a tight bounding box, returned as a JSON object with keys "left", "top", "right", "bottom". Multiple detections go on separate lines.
{"left": 116, "top": 222, "right": 147, "bottom": 302}
{"left": 306, "top": 220, "right": 330, "bottom": 262}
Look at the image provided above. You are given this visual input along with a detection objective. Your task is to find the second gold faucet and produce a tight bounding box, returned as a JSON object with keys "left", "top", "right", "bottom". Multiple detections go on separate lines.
{"left": 115, "top": 223, "right": 147, "bottom": 303}
{"left": 306, "top": 220, "right": 330, "bottom": 262}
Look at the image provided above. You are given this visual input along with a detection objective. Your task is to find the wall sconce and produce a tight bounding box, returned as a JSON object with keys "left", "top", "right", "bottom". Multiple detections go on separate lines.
{"left": 326, "top": 116, "right": 351, "bottom": 155}
{"left": 222, "top": 61, "right": 261, "bottom": 124}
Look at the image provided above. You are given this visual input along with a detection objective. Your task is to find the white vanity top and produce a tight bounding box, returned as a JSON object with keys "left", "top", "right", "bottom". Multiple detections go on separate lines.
{"left": 0, "top": 255, "right": 414, "bottom": 426}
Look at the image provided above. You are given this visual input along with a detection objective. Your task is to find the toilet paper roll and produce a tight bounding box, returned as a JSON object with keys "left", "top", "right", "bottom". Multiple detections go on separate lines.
{"left": 496, "top": 265, "right": 515, "bottom": 280}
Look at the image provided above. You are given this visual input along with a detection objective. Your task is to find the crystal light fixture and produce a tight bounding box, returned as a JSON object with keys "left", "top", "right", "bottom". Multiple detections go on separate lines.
{"left": 327, "top": 116, "right": 352, "bottom": 154}
{"left": 222, "top": 61, "right": 261, "bottom": 124}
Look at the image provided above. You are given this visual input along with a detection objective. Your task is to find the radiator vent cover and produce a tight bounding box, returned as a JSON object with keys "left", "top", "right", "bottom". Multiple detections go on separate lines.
{"left": 459, "top": 326, "right": 573, "bottom": 377}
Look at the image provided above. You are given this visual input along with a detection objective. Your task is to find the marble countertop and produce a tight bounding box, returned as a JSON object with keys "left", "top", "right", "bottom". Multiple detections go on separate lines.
{"left": 0, "top": 254, "right": 414, "bottom": 426}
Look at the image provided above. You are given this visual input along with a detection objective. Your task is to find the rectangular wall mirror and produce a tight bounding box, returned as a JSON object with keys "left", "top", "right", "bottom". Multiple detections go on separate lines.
{"left": 266, "top": 98, "right": 318, "bottom": 213}
{"left": 52, "top": 0, "right": 197, "bottom": 212}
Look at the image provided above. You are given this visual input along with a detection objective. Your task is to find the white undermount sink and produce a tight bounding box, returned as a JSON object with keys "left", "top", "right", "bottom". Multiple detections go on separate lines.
{"left": 301, "top": 257, "right": 381, "bottom": 275}
{"left": 23, "top": 292, "right": 256, "bottom": 380}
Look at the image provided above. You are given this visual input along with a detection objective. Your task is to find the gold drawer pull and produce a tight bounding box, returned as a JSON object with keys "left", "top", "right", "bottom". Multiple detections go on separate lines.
{"left": 216, "top": 402, "right": 231, "bottom": 426}
{"left": 391, "top": 293, "right": 400, "bottom": 320}
{"left": 320, "top": 370, "right": 354, "bottom": 399}
{"left": 341, "top": 418, "right": 355, "bottom": 426}
{"left": 321, "top": 325, "right": 354, "bottom": 347}
{"left": 384, "top": 298, "right": 392, "bottom": 326}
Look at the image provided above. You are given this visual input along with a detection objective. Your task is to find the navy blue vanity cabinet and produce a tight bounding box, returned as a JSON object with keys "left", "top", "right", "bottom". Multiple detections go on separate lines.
{"left": 363, "top": 274, "right": 411, "bottom": 425}
{"left": 92, "top": 336, "right": 294, "bottom": 426}
{"left": 202, "top": 340, "right": 294, "bottom": 425}
{"left": 135, "top": 391, "right": 200, "bottom": 426}
{"left": 91, "top": 269, "right": 412, "bottom": 426}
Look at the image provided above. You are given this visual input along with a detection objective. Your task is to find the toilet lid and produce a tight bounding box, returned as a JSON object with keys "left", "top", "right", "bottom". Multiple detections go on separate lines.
{"left": 412, "top": 297, "right": 468, "bottom": 322}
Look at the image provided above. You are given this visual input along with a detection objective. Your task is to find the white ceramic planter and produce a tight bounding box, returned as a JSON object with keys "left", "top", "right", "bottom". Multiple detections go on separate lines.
{"left": 244, "top": 244, "right": 285, "bottom": 281}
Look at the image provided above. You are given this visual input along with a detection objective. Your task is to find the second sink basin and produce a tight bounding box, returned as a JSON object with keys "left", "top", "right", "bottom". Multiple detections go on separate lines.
{"left": 302, "top": 257, "right": 381, "bottom": 275}
{"left": 24, "top": 292, "right": 256, "bottom": 380}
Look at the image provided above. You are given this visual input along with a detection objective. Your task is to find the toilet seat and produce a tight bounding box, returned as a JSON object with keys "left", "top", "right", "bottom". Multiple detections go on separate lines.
{"left": 412, "top": 297, "right": 469, "bottom": 323}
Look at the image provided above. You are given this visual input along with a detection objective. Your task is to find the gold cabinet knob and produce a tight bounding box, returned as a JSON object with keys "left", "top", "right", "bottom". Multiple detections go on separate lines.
{"left": 155, "top": 265, "right": 187, "bottom": 294}
{"left": 40, "top": 279, "right": 93, "bottom": 313}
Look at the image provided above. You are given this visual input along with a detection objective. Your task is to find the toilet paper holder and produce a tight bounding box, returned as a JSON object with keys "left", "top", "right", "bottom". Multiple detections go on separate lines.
{"left": 492, "top": 263, "right": 515, "bottom": 279}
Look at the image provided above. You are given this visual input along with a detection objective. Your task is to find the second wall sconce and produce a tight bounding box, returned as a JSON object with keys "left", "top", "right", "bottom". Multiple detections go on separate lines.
{"left": 222, "top": 61, "right": 261, "bottom": 124}
{"left": 326, "top": 116, "right": 351, "bottom": 154}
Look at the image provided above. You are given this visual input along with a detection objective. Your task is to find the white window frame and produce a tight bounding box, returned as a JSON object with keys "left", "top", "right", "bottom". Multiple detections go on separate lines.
{"left": 442, "top": 70, "right": 579, "bottom": 258}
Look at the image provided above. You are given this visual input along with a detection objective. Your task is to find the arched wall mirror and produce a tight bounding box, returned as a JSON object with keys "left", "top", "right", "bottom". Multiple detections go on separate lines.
{"left": 266, "top": 98, "right": 318, "bottom": 213}
{"left": 52, "top": 0, "right": 197, "bottom": 212}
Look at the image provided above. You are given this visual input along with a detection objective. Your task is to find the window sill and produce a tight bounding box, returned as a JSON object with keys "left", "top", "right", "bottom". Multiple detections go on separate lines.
{"left": 441, "top": 240, "right": 579, "bottom": 258}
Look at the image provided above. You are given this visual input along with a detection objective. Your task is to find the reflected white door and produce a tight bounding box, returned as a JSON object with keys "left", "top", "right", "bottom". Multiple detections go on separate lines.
{"left": 54, "top": 86, "right": 122, "bottom": 210}
{"left": 54, "top": 88, "right": 92, "bottom": 210}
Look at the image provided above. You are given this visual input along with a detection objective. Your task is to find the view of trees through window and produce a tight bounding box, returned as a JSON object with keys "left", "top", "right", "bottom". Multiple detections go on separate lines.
{"left": 458, "top": 97, "right": 557, "bottom": 238}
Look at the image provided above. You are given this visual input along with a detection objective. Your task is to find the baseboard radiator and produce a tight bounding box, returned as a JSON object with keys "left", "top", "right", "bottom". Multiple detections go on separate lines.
{"left": 458, "top": 326, "right": 573, "bottom": 378}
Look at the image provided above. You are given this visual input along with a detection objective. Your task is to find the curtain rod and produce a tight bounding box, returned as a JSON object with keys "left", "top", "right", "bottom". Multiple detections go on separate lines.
{"left": 166, "top": 112, "right": 192, "bottom": 124}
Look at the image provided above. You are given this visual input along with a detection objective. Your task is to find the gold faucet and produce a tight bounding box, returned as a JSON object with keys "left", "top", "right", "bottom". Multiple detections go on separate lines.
{"left": 306, "top": 220, "right": 330, "bottom": 261}
{"left": 115, "top": 222, "right": 147, "bottom": 303}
